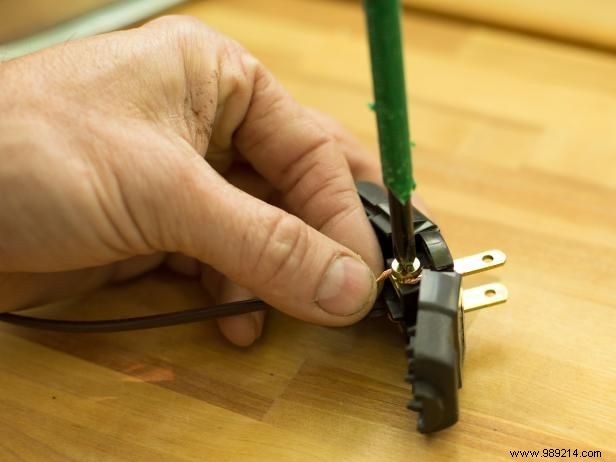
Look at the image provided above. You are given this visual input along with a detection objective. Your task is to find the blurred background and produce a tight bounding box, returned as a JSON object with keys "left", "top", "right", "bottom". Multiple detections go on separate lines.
{"left": 0, "top": 0, "right": 185, "bottom": 58}
{"left": 2, "top": 0, "right": 616, "bottom": 59}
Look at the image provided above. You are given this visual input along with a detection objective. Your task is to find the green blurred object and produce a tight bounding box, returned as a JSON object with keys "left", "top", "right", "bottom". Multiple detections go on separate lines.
{"left": 364, "top": 0, "right": 415, "bottom": 203}
{"left": 0, "top": 0, "right": 186, "bottom": 61}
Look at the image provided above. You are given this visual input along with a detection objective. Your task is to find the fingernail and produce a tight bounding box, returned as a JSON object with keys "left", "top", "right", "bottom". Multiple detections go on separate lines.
{"left": 317, "top": 256, "right": 375, "bottom": 316}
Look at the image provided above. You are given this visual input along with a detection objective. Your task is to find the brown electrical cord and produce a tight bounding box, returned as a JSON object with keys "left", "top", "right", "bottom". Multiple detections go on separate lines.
{"left": 0, "top": 296, "right": 390, "bottom": 333}
{"left": 0, "top": 299, "right": 271, "bottom": 333}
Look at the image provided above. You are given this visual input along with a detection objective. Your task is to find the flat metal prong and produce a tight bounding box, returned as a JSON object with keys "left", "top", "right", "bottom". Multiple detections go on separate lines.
{"left": 454, "top": 249, "right": 507, "bottom": 276}
{"left": 462, "top": 283, "right": 508, "bottom": 312}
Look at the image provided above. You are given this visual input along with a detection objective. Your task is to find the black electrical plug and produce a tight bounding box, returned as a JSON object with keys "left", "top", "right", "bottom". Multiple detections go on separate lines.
{"left": 357, "top": 182, "right": 507, "bottom": 434}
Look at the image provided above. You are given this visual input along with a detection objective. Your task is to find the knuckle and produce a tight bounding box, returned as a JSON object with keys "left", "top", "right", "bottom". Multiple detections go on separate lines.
{"left": 314, "top": 183, "right": 360, "bottom": 231}
{"left": 251, "top": 212, "right": 310, "bottom": 289}
{"left": 144, "top": 16, "right": 214, "bottom": 60}
{"left": 216, "top": 37, "right": 256, "bottom": 104}
{"left": 280, "top": 130, "right": 345, "bottom": 209}
{"left": 247, "top": 65, "right": 286, "bottom": 121}
{"left": 147, "top": 15, "right": 207, "bottom": 38}
{"left": 219, "top": 36, "right": 246, "bottom": 63}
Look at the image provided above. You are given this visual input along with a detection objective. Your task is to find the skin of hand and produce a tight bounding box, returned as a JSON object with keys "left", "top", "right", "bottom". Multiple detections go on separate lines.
{"left": 0, "top": 16, "right": 391, "bottom": 346}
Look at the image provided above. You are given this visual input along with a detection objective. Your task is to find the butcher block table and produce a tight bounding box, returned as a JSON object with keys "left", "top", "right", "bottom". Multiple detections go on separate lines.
{"left": 1, "top": 0, "right": 615, "bottom": 460}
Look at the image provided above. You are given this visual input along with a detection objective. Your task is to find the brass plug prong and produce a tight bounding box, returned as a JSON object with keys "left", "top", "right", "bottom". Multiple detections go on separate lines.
{"left": 454, "top": 249, "right": 506, "bottom": 276}
{"left": 462, "top": 283, "right": 509, "bottom": 312}
{"left": 455, "top": 249, "right": 508, "bottom": 312}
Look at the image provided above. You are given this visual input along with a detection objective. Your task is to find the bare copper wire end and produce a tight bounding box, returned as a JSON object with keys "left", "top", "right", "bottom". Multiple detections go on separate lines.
{"left": 376, "top": 268, "right": 393, "bottom": 283}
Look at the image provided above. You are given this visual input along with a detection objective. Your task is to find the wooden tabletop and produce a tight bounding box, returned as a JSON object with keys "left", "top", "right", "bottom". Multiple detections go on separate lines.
{"left": 2, "top": 0, "right": 615, "bottom": 460}
{"left": 406, "top": 0, "right": 616, "bottom": 51}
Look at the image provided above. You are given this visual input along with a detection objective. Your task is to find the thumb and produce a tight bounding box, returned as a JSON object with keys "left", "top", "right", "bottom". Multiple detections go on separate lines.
{"left": 156, "top": 157, "right": 377, "bottom": 326}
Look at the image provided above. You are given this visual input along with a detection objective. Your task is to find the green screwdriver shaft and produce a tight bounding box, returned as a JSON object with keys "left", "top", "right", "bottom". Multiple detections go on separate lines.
{"left": 363, "top": 0, "right": 418, "bottom": 274}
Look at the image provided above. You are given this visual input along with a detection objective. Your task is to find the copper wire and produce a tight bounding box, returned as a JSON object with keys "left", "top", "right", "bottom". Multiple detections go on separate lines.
{"left": 376, "top": 268, "right": 393, "bottom": 283}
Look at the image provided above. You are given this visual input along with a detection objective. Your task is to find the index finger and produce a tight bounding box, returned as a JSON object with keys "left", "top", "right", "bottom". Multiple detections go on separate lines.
{"left": 233, "top": 66, "right": 383, "bottom": 275}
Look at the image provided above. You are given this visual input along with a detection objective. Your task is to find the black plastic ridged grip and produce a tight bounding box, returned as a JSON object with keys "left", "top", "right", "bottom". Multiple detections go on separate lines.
{"left": 407, "top": 270, "right": 464, "bottom": 433}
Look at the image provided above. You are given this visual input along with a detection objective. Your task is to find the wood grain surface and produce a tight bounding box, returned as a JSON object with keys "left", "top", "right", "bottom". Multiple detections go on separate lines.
{"left": 405, "top": 0, "right": 616, "bottom": 52}
{"left": 1, "top": 0, "right": 615, "bottom": 460}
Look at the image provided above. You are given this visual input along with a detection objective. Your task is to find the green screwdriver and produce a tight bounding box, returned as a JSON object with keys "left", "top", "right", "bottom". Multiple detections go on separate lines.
{"left": 363, "top": 0, "right": 420, "bottom": 279}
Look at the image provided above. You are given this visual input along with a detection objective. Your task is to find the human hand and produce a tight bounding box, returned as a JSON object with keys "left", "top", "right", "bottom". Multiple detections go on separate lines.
{"left": 0, "top": 16, "right": 384, "bottom": 346}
